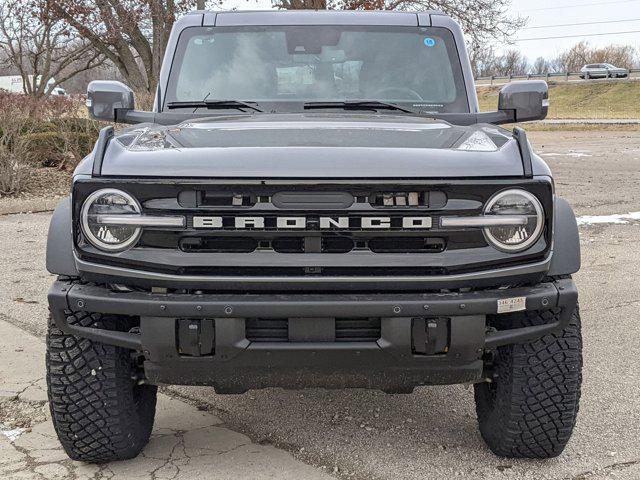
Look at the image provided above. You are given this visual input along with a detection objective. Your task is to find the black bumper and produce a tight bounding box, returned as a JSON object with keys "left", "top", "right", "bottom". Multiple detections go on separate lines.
{"left": 48, "top": 278, "right": 578, "bottom": 393}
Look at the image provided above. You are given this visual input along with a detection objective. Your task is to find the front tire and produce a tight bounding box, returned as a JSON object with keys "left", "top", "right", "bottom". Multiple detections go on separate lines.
{"left": 46, "top": 312, "right": 157, "bottom": 463}
{"left": 474, "top": 306, "right": 582, "bottom": 458}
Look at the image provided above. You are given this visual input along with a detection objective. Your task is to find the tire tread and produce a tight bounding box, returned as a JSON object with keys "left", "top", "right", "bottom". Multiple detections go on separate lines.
{"left": 474, "top": 306, "right": 583, "bottom": 458}
{"left": 46, "top": 311, "right": 157, "bottom": 463}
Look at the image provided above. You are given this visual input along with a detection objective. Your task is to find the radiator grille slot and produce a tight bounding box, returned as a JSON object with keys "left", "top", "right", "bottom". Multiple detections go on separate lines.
{"left": 180, "top": 237, "right": 257, "bottom": 253}
{"left": 245, "top": 319, "right": 288, "bottom": 342}
{"left": 245, "top": 318, "right": 381, "bottom": 342}
{"left": 368, "top": 237, "right": 445, "bottom": 253}
{"left": 335, "top": 318, "right": 381, "bottom": 342}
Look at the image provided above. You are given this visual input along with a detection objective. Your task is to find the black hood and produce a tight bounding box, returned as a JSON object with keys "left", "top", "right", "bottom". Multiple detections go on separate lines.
{"left": 93, "top": 113, "right": 526, "bottom": 178}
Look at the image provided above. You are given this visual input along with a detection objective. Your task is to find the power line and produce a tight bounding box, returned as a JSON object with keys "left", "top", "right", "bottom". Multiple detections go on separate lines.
{"left": 515, "top": 29, "right": 640, "bottom": 41}
{"left": 523, "top": 18, "right": 640, "bottom": 29}
{"left": 522, "top": 0, "right": 640, "bottom": 12}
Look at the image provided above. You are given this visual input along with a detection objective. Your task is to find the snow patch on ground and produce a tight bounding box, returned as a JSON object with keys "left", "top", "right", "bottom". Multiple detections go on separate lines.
{"left": 0, "top": 423, "right": 27, "bottom": 442}
{"left": 542, "top": 151, "right": 593, "bottom": 158}
{"left": 577, "top": 212, "right": 640, "bottom": 225}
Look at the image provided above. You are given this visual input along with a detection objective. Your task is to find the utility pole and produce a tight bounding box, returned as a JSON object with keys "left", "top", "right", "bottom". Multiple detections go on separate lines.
{"left": 197, "top": 0, "right": 205, "bottom": 9}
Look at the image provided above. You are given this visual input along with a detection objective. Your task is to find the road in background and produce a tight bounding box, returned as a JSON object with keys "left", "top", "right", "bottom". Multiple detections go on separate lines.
{"left": 0, "top": 130, "right": 639, "bottom": 479}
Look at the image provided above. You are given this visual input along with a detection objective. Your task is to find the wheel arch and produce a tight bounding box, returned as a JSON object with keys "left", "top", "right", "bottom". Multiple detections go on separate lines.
{"left": 548, "top": 196, "right": 581, "bottom": 276}
{"left": 46, "top": 197, "right": 78, "bottom": 277}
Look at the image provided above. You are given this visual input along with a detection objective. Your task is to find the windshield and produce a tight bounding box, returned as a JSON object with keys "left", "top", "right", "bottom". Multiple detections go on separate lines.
{"left": 164, "top": 25, "right": 469, "bottom": 113}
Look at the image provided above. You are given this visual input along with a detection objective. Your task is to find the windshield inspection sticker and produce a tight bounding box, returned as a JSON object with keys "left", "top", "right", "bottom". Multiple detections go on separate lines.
{"left": 423, "top": 37, "right": 436, "bottom": 47}
{"left": 497, "top": 296, "right": 526, "bottom": 314}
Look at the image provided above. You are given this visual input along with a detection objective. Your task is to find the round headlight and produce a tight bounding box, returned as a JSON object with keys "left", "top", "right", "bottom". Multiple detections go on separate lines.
{"left": 483, "top": 189, "right": 544, "bottom": 252}
{"left": 80, "top": 189, "right": 142, "bottom": 252}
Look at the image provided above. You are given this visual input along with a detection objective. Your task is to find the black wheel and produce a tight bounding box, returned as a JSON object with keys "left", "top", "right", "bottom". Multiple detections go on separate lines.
{"left": 46, "top": 312, "right": 157, "bottom": 463}
{"left": 474, "top": 306, "right": 582, "bottom": 458}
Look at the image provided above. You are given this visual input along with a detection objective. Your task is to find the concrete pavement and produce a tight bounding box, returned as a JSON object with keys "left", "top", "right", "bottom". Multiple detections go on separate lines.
{"left": 0, "top": 319, "right": 334, "bottom": 479}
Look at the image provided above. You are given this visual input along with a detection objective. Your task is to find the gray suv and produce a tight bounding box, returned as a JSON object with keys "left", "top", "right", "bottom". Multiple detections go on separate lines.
{"left": 45, "top": 10, "right": 582, "bottom": 464}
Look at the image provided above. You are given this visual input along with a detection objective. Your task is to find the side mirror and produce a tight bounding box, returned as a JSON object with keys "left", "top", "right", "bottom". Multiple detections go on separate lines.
{"left": 87, "top": 81, "right": 135, "bottom": 122}
{"left": 498, "top": 80, "right": 549, "bottom": 123}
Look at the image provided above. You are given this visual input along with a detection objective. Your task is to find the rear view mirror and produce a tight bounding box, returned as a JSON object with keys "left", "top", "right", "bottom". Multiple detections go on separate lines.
{"left": 498, "top": 80, "right": 549, "bottom": 123}
{"left": 87, "top": 81, "right": 135, "bottom": 122}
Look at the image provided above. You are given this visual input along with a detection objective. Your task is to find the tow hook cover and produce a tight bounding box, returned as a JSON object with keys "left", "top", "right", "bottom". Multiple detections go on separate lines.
{"left": 411, "top": 318, "right": 450, "bottom": 355}
{"left": 177, "top": 318, "right": 215, "bottom": 356}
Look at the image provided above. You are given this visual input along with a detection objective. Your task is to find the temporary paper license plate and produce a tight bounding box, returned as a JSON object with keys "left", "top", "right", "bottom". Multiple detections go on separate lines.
{"left": 497, "top": 296, "right": 526, "bottom": 314}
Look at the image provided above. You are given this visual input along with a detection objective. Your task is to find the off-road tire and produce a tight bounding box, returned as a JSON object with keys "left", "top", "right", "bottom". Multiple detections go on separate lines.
{"left": 474, "top": 306, "right": 582, "bottom": 458}
{"left": 46, "top": 312, "right": 157, "bottom": 463}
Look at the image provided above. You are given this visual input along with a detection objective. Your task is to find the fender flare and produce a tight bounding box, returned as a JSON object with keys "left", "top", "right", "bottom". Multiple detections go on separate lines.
{"left": 46, "top": 197, "right": 78, "bottom": 277}
{"left": 548, "top": 197, "right": 581, "bottom": 276}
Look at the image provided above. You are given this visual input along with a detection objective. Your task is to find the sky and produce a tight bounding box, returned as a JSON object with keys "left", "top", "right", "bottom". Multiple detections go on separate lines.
{"left": 501, "top": 0, "right": 640, "bottom": 61}
{"left": 216, "top": 0, "right": 640, "bottom": 62}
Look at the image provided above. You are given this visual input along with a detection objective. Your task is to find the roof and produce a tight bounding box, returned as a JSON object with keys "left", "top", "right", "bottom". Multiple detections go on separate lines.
{"left": 187, "top": 9, "right": 447, "bottom": 27}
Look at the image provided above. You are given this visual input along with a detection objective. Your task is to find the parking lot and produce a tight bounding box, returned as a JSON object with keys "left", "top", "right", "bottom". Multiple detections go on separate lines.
{"left": 0, "top": 129, "right": 639, "bottom": 479}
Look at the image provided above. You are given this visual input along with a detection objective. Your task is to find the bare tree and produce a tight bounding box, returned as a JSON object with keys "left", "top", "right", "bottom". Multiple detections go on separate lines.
{"left": 469, "top": 43, "right": 498, "bottom": 78}
{"left": 46, "top": 0, "right": 202, "bottom": 94}
{"left": 532, "top": 56, "right": 550, "bottom": 75}
{"left": 551, "top": 41, "right": 637, "bottom": 72}
{"left": 274, "top": 0, "right": 526, "bottom": 47}
{"left": 0, "top": 0, "right": 104, "bottom": 98}
{"left": 551, "top": 41, "right": 592, "bottom": 73}
{"left": 590, "top": 45, "right": 637, "bottom": 70}
{"left": 492, "top": 49, "right": 528, "bottom": 76}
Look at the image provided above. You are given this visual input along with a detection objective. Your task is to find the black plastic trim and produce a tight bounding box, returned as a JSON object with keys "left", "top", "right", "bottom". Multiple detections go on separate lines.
{"left": 549, "top": 197, "right": 581, "bottom": 276}
{"left": 513, "top": 127, "right": 533, "bottom": 178}
{"left": 91, "top": 126, "right": 114, "bottom": 177}
{"left": 46, "top": 197, "right": 78, "bottom": 276}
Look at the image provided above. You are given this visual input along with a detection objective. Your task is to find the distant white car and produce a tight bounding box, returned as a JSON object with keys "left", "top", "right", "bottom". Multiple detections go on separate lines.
{"left": 580, "top": 63, "right": 628, "bottom": 79}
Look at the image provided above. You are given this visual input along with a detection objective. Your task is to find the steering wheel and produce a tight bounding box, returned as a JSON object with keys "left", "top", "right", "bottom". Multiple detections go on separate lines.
{"left": 371, "top": 87, "right": 423, "bottom": 101}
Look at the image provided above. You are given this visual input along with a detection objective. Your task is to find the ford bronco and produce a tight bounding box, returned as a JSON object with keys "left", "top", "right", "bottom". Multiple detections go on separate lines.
{"left": 46, "top": 10, "right": 582, "bottom": 463}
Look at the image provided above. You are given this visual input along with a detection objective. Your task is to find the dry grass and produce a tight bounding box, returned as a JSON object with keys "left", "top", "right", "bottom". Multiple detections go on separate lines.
{"left": 477, "top": 81, "right": 640, "bottom": 119}
{"left": 516, "top": 123, "right": 640, "bottom": 132}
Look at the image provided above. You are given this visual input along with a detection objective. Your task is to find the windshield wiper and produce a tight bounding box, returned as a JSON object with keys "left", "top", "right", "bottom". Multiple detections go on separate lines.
{"left": 167, "top": 100, "right": 264, "bottom": 112}
{"left": 304, "top": 100, "right": 417, "bottom": 114}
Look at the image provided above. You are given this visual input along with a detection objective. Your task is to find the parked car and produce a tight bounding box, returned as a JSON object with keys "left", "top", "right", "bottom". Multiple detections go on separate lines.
{"left": 580, "top": 63, "right": 628, "bottom": 79}
{"left": 46, "top": 9, "right": 582, "bottom": 463}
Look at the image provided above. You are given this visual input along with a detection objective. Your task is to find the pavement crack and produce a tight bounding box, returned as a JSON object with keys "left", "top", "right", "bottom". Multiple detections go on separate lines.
{"left": 14, "top": 377, "right": 46, "bottom": 401}
{"left": 606, "top": 299, "right": 640, "bottom": 310}
{"left": 147, "top": 430, "right": 188, "bottom": 480}
{"left": 569, "top": 458, "right": 640, "bottom": 479}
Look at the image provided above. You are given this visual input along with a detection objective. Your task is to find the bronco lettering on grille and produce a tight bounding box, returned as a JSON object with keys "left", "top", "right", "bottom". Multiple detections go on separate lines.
{"left": 192, "top": 216, "right": 433, "bottom": 230}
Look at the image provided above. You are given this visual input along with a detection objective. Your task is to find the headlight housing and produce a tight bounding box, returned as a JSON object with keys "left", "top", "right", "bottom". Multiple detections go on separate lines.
{"left": 483, "top": 189, "right": 544, "bottom": 252}
{"left": 80, "top": 189, "right": 142, "bottom": 252}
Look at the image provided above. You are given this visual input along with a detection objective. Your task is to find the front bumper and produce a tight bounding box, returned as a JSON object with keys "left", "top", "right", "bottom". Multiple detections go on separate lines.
{"left": 48, "top": 278, "right": 577, "bottom": 393}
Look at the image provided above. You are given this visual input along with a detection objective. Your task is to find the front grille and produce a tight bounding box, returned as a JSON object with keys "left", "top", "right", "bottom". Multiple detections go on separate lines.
{"left": 245, "top": 318, "right": 382, "bottom": 342}
{"left": 74, "top": 179, "right": 554, "bottom": 283}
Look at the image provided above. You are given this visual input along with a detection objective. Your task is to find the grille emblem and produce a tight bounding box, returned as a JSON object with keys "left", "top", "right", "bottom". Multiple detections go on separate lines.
{"left": 192, "top": 216, "right": 432, "bottom": 230}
